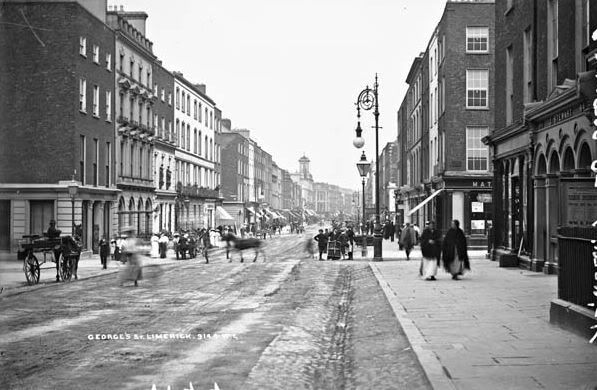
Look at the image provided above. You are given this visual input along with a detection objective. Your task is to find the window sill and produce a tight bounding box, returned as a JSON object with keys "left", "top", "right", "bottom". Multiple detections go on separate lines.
{"left": 79, "top": 109, "right": 87, "bottom": 115}
{"left": 93, "top": 114, "right": 100, "bottom": 119}
{"left": 80, "top": 53, "right": 87, "bottom": 58}
{"left": 93, "top": 60, "right": 100, "bottom": 65}
{"left": 465, "top": 51, "right": 490, "bottom": 55}
{"left": 106, "top": 119, "right": 112, "bottom": 123}
{"left": 465, "top": 107, "right": 490, "bottom": 111}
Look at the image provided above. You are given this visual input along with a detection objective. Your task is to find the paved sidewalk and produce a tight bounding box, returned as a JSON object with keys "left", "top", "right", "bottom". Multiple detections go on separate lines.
{"left": 371, "top": 256, "right": 597, "bottom": 390}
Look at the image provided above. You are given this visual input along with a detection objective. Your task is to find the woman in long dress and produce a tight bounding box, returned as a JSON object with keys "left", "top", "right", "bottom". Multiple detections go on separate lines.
{"left": 441, "top": 220, "right": 471, "bottom": 280}
{"left": 119, "top": 227, "right": 143, "bottom": 287}
{"left": 420, "top": 221, "right": 442, "bottom": 280}
{"left": 400, "top": 223, "right": 416, "bottom": 260}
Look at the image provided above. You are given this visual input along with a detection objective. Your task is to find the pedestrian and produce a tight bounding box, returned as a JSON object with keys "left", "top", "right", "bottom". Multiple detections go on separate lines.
{"left": 314, "top": 229, "right": 328, "bottom": 260}
{"left": 99, "top": 235, "right": 110, "bottom": 269}
{"left": 413, "top": 223, "right": 421, "bottom": 245}
{"left": 119, "top": 227, "right": 143, "bottom": 287}
{"left": 158, "top": 232, "right": 169, "bottom": 258}
{"left": 420, "top": 221, "right": 441, "bottom": 280}
{"left": 346, "top": 227, "right": 355, "bottom": 260}
{"left": 116, "top": 235, "right": 125, "bottom": 262}
{"left": 389, "top": 221, "right": 396, "bottom": 242}
{"left": 383, "top": 222, "right": 391, "bottom": 240}
{"left": 110, "top": 237, "right": 117, "bottom": 261}
{"left": 339, "top": 229, "right": 348, "bottom": 260}
{"left": 150, "top": 232, "right": 159, "bottom": 258}
{"left": 400, "top": 222, "right": 416, "bottom": 260}
{"left": 441, "top": 219, "right": 471, "bottom": 280}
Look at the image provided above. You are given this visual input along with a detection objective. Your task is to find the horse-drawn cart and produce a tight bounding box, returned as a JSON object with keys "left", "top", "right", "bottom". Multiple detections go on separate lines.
{"left": 17, "top": 235, "right": 81, "bottom": 285}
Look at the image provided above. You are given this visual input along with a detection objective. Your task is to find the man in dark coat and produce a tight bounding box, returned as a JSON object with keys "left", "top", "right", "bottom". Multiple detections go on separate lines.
{"left": 389, "top": 221, "right": 396, "bottom": 242}
{"left": 346, "top": 227, "right": 355, "bottom": 259}
{"left": 420, "top": 221, "right": 442, "bottom": 280}
{"left": 99, "top": 235, "right": 110, "bottom": 269}
{"left": 441, "top": 219, "right": 471, "bottom": 279}
{"left": 313, "top": 229, "right": 328, "bottom": 260}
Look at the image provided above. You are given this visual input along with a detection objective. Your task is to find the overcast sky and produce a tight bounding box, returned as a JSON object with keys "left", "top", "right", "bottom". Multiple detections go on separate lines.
{"left": 113, "top": 0, "right": 449, "bottom": 189}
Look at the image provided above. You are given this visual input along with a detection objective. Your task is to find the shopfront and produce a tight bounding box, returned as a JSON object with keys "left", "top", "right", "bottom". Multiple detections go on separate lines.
{"left": 432, "top": 177, "right": 493, "bottom": 248}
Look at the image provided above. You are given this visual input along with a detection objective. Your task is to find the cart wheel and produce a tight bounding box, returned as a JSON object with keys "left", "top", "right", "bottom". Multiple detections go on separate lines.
{"left": 59, "top": 254, "right": 73, "bottom": 282}
{"left": 23, "top": 253, "right": 40, "bottom": 285}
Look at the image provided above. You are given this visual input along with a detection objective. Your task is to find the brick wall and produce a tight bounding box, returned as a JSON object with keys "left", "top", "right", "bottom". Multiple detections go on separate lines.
{"left": 0, "top": 3, "right": 115, "bottom": 185}
{"left": 441, "top": 2, "right": 494, "bottom": 171}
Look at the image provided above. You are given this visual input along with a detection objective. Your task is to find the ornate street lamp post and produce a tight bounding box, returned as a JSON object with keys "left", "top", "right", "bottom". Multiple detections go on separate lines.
{"left": 353, "top": 74, "right": 382, "bottom": 261}
{"left": 67, "top": 176, "right": 78, "bottom": 236}
{"left": 356, "top": 151, "right": 370, "bottom": 258}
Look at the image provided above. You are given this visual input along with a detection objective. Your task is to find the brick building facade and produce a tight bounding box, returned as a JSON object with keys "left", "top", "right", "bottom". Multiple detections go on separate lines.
{"left": 484, "top": 0, "right": 596, "bottom": 271}
{"left": 0, "top": 1, "right": 117, "bottom": 253}
{"left": 397, "top": 0, "right": 495, "bottom": 247}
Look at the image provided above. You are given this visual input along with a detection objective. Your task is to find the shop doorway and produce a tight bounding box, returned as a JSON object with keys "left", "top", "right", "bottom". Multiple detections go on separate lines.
{"left": 0, "top": 201, "right": 10, "bottom": 250}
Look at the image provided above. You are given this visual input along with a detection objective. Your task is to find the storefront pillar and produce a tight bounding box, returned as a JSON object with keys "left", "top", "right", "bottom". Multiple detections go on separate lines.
{"left": 532, "top": 176, "right": 546, "bottom": 270}
{"left": 452, "top": 191, "right": 464, "bottom": 227}
{"left": 544, "top": 174, "right": 559, "bottom": 274}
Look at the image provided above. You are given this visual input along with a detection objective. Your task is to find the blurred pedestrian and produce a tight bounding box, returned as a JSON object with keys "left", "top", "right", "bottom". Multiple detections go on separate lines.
{"left": 389, "top": 221, "right": 396, "bottom": 242}
{"left": 119, "top": 227, "right": 143, "bottom": 287}
{"left": 400, "top": 222, "right": 416, "bottom": 260}
{"left": 158, "top": 232, "right": 169, "bottom": 258}
{"left": 441, "top": 220, "right": 471, "bottom": 280}
{"left": 413, "top": 223, "right": 421, "bottom": 244}
{"left": 99, "top": 235, "right": 110, "bottom": 270}
{"left": 420, "top": 221, "right": 441, "bottom": 280}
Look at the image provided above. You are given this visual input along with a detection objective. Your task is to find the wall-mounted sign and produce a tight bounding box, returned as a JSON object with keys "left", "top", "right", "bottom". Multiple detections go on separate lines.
{"left": 471, "top": 202, "right": 484, "bottom": 213}
{"left": 471, "top": 220, "right": 486, "bottom": 230}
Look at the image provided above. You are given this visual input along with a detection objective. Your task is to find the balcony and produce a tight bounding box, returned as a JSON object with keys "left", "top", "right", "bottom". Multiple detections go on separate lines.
{"left": 117, "top": 115, "right": 129, "bottom": 125}
{"left": 178, "top": 182, "right": 221, "bottom": 199}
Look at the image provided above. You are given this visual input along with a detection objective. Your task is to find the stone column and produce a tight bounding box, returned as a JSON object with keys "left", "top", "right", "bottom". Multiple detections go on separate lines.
{"left": 86, "top": 201, "right": 94, "bottom": 252}
{"left": 544, "top": 173, "right": 559, "bottom": 274}
{"left": 532, "top": 176, "right": 546, "bottom": 271}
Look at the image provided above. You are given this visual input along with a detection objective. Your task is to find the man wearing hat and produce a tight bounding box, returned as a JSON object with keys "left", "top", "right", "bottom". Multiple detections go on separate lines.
{"left": 47, "top": 219, "right": 62, "bottom": 282}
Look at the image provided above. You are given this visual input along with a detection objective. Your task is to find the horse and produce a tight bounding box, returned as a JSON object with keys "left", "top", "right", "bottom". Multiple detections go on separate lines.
{"left": 54, "top": 234, "right": 81, "bottom": 281}
{"left": 221, "top": 233, "right": 265, "bottom": 263}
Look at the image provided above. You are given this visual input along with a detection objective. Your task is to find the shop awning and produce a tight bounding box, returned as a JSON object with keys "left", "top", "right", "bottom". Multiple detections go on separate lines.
{"left": 265, "top": 208, "right": 282, "bottom": 219}
{"left": 216, "top": 206, "right": 234, "bottom": 221}
{"left": 407, "top": 189, "right": 444, "bottom": 216}
{"left": 245, "top": 207, "right": 256, "bottom": 215}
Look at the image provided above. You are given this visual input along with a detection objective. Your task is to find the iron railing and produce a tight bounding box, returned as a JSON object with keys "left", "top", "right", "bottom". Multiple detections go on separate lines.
{"left": 557, "top": 227, "right": 597, "bottom": 307}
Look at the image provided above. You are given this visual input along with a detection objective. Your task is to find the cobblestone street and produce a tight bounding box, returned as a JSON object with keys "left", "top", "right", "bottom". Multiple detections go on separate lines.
{"left": 0, "top": 233, "right": 430, "bottom": 389}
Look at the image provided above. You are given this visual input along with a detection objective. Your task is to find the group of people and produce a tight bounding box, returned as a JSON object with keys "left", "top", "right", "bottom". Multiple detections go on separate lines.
{"left": 416, "top": 220, "right": 470, "bottom": 281}
{"left": 312, "top": 226, "right": 356, "bottom": 260}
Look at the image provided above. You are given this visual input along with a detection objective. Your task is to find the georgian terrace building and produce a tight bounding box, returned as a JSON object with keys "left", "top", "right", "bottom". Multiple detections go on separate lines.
{"left": 107, "top": 8, "right": 157, "bottom": 237}
{"left": 173, "top": 73, "right": 220, "bottom": 230}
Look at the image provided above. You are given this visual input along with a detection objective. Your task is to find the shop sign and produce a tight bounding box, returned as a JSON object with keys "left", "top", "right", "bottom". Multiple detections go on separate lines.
{"left": 471, "top": 202, "right": 484, "bottom": 213}
{"left": 477, "top": 193, "right": 492, "bottom": 203}
{"left": 561, "top": 181, "right": 597, "bottom": 227}
{"left": 472, "top": 180, "right": 492, "bottom": 188}
{"left": 445, "top": 178, "right": 492, "bottom": 189}
{"left": 471, "top": 220, "right": 485, "bottom": 230}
